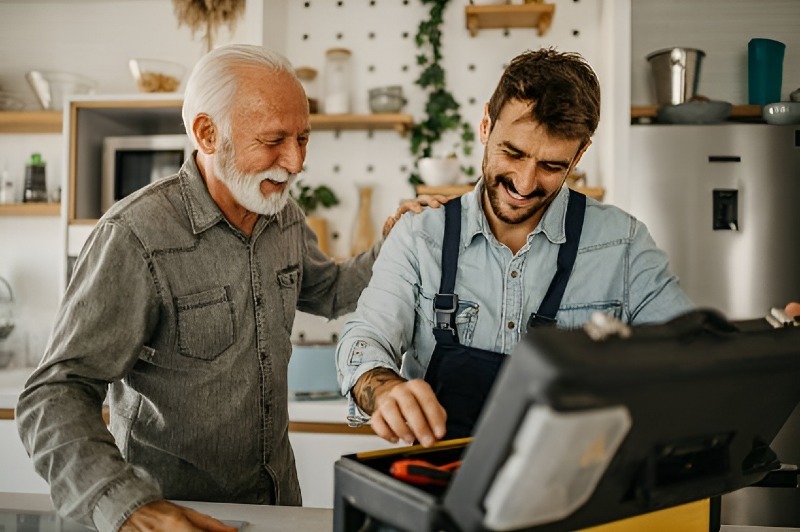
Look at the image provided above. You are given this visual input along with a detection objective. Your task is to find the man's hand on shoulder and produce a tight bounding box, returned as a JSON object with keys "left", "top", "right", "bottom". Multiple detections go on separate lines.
{"left": 382, "top": 194, "right": 453, "bottom": 238}
{"left": 121, "top": 500, "right": 237, "bottom": 532}
{"left": 353, "top": 368, "right": 446, "bottom": 447}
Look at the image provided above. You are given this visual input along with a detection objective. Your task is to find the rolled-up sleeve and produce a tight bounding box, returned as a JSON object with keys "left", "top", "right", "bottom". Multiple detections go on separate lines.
{"left": 336, "top": 213, "right": 422, "bottom": 423}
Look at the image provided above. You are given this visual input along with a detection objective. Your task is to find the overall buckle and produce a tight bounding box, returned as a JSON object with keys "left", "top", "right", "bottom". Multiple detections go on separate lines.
{"left": 434, "top": 293, "right": 459, "bottom": 333}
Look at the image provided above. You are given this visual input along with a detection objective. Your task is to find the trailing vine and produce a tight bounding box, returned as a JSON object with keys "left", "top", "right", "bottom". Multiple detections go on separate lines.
{"left": 409, "top": 0, "right": 475, "bottom": 185}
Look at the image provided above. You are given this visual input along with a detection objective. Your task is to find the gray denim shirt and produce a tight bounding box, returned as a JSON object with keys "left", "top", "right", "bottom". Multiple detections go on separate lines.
{"left": 337, "top": 181, "right": 694, "bottom": 423}
{"left": 16, "top": 155, "right": 377, "bottom": 532}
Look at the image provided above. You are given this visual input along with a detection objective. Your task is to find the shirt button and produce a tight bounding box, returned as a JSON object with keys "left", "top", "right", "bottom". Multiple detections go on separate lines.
{"left": 507, "top": 321, "right": 515, "bottom": 330}
{"left": 510, "top": 271, "right": 518, "bottom": 278}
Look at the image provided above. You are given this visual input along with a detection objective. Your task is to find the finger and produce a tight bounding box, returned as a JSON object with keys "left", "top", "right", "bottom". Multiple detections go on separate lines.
{"left": 370, "top": 410, "right": 399, "bottom": 444}
{"left": 394, "top": 392, "right": 438, "bottom": 447}
{"left": 408, "top": 381, "right": 447, "bottom": 440}
{"left": 184, "top": 508, "right": 238, "bottom": 532}
{"left": 379, "top": 398, "right": 416, "bottom": 445}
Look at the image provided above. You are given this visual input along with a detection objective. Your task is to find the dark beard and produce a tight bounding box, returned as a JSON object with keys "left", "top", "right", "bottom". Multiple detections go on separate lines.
{"left": 485, "top": 174, "right": 549, "bottom": 225}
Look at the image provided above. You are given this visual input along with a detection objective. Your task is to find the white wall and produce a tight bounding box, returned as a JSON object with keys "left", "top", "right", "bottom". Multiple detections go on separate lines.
{"left": 631, "top": 0, "right": 800, "bottom": 105}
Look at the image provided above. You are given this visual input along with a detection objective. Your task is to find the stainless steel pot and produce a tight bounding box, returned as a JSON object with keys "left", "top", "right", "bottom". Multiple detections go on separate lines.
{"left": 646, "top": 47, "right": 706, "bottom": 105}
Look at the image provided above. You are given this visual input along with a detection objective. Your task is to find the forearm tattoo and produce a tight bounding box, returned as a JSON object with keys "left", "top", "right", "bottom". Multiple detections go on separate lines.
{"left": 353, "top": 367, "right": 403, "bottom": 414}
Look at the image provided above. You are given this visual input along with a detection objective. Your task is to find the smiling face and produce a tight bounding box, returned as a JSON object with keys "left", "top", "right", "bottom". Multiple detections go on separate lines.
{"left": 480, "top": 99, "right": 588, "bottom": 238}
{"left": 210, "top": 65, "right": 310, "bottom": 216}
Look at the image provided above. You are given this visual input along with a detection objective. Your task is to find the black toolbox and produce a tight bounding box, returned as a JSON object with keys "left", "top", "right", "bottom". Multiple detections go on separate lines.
{"left": 333, "top": 310, "right": 800, "bottom": 532}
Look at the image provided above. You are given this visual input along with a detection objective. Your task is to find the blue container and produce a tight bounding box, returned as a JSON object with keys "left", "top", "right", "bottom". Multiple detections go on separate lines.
{"left": 748, "top": 38, "right": 785, "bottom": 105}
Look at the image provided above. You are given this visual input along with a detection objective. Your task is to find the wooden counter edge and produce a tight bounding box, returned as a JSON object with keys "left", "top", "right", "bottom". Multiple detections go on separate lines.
{"left": 2, "top": 408, "right": 375, "bottom": 435}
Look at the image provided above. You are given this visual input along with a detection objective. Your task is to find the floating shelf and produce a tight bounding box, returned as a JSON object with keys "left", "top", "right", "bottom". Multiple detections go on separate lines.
{"left": 310, "top": 113, "right": 413, "bottom": 135}
{"left": 0, "top": 110, "right": 415, "bottom": 135}
{"left": 465, "top": 2, "right": 556, "bottom": 37}
{"left": 0, "top": 202, "right": 60, "bottom": 216}
{"left": 0, "top": 111, "right": 62, "bottom": 134}
{"left": 631, "top": 105, "right": 763, "bottom": 121}
{"left": 416, "top": 184, "right": 605, "bottom": 202}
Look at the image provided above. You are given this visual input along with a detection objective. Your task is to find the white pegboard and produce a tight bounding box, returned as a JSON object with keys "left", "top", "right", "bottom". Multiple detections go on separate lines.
{"left": 285, "top": 0, "right": 605, "bottom": 260}
{"left": 285, "top": 0, "right": 607, "bottom": 342}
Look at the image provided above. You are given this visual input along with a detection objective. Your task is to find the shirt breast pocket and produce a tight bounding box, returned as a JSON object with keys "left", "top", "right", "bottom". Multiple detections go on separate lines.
{"left": 175, "top": 286, "right": 235, "bottom": 361}
{"left": 277, "top": 265, "right": 300, "bottom": 332}
{"left": 556, "top": 300, "right": 623, "bottom": 330}
{"left": 416, "top": 288, "right": 480, "bottom": 346}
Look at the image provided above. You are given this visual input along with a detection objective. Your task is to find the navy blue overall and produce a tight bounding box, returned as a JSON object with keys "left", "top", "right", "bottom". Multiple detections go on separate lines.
{"left": 423, "top": 192, "right": 586, "bottom": 439}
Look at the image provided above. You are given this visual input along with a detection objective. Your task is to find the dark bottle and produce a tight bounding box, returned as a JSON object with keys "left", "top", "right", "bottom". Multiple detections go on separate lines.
{"left": 23, "top": 153, "right": 48, "bottom": 203}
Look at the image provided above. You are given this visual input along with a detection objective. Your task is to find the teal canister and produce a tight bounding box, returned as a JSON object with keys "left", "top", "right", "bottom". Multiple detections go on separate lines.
{"left": 748, "top": 38, "right": 785, "bottom": 105}
{"left": 23, "top": 152, "right": 48, "bottom": 203}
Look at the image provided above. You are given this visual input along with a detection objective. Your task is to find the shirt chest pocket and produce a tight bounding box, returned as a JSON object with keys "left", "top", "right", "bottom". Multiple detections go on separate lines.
{"left": 555, "top": 300, "right": 623, "bottom": 330}
{"left": 175, "top": 286, "right": 235, "bottom": 361}
{"left": 277, "top": 266, "right": 300, "bottom": 332}
{"left": 415, "top": 288, "right": 480, "bottom": 346}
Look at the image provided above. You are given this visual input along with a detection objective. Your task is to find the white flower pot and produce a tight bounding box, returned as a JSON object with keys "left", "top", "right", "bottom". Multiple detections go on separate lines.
{"left": 418, "top": 157, "right": 461, "bottom": 186}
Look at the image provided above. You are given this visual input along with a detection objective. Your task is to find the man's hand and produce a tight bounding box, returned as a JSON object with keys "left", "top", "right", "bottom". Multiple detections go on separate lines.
{"left": 382, "top": 194, "right": 453, "bottom": 238}
{"left": 120, "top": 500, "right": 237, "bottom": 532}
{"left": 785, "top": 302, "right": 800, "bottom": 318}
{"left": 353, "top": 368, "right": 446, "bottom": 447}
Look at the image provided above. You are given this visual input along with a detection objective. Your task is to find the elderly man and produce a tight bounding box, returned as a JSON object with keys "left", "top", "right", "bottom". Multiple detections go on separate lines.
{"left": 336, "top": 48, "right": 697, "bottom": 448}
{"left": 16, "top": 44, "right": 434, "bottom": 532}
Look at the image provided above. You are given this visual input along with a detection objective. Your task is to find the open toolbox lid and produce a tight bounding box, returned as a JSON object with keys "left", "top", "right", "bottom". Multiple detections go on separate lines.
{"left": 434, "top": 309, "right": 800, "bottom": 531}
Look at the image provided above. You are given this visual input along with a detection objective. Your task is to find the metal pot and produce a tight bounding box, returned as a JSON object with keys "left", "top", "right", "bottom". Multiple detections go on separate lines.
{"left": 646, "top": 47, "right": 705, "bottom": 105}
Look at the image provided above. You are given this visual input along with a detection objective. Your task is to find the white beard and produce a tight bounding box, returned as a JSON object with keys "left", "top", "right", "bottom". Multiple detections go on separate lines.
{"left": 214, "top": 138, "right": 297, "bottom": 216}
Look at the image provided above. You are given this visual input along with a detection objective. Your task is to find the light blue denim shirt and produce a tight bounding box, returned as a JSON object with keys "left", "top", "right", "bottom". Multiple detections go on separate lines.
{"left": 337, "top": 180, "right": 694, "bottom": 423}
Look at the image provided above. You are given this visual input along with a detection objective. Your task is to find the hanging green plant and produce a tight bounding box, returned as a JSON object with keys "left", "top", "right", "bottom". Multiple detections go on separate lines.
{"left": 409, "top": 0, "right": 475, "bottom": 185}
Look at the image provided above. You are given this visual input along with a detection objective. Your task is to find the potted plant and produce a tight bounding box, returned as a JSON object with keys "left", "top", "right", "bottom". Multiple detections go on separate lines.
{"left": 291, "top": 182, "right": 340, "bottom": 256}
{"left": 172, "top": 0, "right": 246, "bottom": 53}
{"left": 409, "top": 0, "right": 475, "bottom": 186}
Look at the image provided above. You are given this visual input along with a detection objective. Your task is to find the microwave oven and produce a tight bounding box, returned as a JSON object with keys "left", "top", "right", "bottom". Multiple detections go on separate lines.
{"left": 101, "top": 134, "right": 193, "bottom": 214}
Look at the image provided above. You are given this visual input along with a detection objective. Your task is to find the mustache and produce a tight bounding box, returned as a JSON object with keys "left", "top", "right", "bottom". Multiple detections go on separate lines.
{"left": 495, "top": 175, "right": 547, "bottom": 199}
{"left": 260, "top": 167, "right": 292, "bottom": 184}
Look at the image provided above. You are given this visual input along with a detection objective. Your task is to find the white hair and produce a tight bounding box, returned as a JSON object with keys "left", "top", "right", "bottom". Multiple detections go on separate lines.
{"left": 182, "top": 44, "right": 297, "bottom": 148}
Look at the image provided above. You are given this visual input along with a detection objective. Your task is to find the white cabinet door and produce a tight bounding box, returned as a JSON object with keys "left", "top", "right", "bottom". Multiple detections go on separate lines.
{"left": 0, "top": 419, "right": 49, "bottom": 494}
{"left": 289, "top": 432, "right": 400, "bottom": 509}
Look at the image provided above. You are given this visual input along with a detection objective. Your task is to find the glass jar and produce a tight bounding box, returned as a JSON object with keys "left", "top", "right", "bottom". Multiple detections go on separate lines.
{"left": 295, "top": 66, "right": 319, "bottom": 114}
{"left": 323, "top": 48, "right": 352, "bottom": 114}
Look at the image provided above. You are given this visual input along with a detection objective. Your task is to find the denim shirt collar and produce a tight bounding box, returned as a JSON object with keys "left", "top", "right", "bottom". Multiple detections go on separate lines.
{"left": 462, "top": 178, "right": 570, "bottom": 249}
{"left": 178, "top": 153, "right": 302, "bottom": 236}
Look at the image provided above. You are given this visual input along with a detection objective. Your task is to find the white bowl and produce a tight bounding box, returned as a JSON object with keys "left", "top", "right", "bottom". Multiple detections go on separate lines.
{"left": 129, "top": 58, "right": 185, "bottom": 93}
{"left": 762, "top": 102, "right": 800, "bottom": 125}
{"left": 26, "top": 70, "right": 96, "bottom": 110}
{"left": 418, "top": 157, "right": 461, "bottom": 186}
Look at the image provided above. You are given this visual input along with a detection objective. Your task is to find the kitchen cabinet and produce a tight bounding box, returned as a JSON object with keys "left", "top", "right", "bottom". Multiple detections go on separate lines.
{"left": 0, "top": 420, "right": 49, "bottom": 494}
{"left": 465, "top": 2, "right": 555, "bottom": 37}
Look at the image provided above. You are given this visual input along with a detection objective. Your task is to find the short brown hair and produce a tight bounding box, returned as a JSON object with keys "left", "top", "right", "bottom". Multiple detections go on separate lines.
{"left": 487, "top": 48, "right": 600, "bottom": 142}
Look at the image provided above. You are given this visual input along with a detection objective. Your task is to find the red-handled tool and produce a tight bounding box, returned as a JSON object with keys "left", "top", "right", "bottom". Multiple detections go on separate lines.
{"left": 389, "top": 459, "right": 462, "bottom": 486}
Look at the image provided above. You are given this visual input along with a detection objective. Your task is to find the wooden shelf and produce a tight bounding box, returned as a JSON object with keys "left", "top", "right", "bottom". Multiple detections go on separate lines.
{"left": 0, "top": 111, "right": 62, "bottom": 134}
{"left": 309, "top": 113, "right": 413, "bottom": 135}
{"left": 0, "top": 202, "right": 60, "bottom": 216}
{"left": 0, "top": 110, "right": 413, "bottom": 135}
{"left": 631, "top": 105, "right": 763, "bottom": 121}
{"left": 416, "top": 184, "right": 605, "bottom": 202}
{"left": 465, "top": 1, "right": 555, "bottom": 37}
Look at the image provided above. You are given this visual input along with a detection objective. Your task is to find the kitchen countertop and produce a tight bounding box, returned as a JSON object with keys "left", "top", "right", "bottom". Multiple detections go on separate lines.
{"left": 0, "top": 492, "right": 332, "bottom": 531}
{"left": 2, "top": 493, "right": 800, "bottom": 532}
{"left": 1, "top": 367, "right": 350, "bottom": 424}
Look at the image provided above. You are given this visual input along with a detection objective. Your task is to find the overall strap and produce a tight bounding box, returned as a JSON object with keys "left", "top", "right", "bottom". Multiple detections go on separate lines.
{"left": 528, "top": 191, "right": 587, "bottom": 328}
{"left": 433, "top": 199, "right": 463, "bottom": 345}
